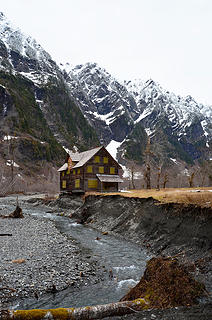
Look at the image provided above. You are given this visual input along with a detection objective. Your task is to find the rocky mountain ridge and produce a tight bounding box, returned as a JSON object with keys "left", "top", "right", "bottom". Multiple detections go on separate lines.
{"left": 0, "top": 13, "right": 98, "bottom": 193}
{"left": 0, "top": 12, "right": 211, "bottom": 190}
{"left": 64, "top": 62, "right": 211, "bottom": 166}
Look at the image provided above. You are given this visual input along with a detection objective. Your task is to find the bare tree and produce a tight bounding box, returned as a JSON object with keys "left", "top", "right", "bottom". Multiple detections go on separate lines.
{"left": 162, "top": 172, "right": 169, "bottom": 188}
{"left": 130, "top": 164, "right": 136, "bottom": 189}
{"left": 156, "top": 165, "right": 162, "bottom": 190}
{"left": 188, "top": 172, "right": 195, "bottom": 188}
{"left": 144, "top": 137, "right": 152, "bottom": 189}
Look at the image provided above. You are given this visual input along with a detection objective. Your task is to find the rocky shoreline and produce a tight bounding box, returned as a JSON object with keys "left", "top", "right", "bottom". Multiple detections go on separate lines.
{"left": 0, "top": 210, "right": 103, "bottom": 309}
{"left": 1, "top": 193, "right": 212, "bottom": 320}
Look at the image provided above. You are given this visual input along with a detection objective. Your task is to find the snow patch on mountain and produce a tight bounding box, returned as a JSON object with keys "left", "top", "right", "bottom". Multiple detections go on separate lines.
{"left": 0, "top": 12, "right": 51, "bottom": 62}
{"left": 106, "top": 140, "right": 123, "bottom": 160}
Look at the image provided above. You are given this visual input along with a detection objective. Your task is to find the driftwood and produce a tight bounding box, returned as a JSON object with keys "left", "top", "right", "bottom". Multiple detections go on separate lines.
{"left": 1, "top": 206, "right": 23, "bottom": 219}
{"left": 0, "top": 298, "right": 149, "bottom": 320}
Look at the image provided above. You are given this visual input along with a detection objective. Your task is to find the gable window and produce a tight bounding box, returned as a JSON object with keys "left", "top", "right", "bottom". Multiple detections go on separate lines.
{"left": 62, "top": 180, "right": 66, "bottom": 189}
{"left": 87, "top": 165, "right": 93, "bottom": 173}
{"left": 99, "top": 166, "right": 104, "bottom": 173}
{"left": 103, "top": 157, "right": 108, "bottom": 164}
{"left": 94, "top": 156, "right": 100, "bottom": 163}
{"left": 75, "top": 179, "right": 80, "bottom": 188}
{"left": 88, "top": 179, "right": 98, "bottom": 188}
{"left": 110, "top": 167, "right": 115, "bottom": 174}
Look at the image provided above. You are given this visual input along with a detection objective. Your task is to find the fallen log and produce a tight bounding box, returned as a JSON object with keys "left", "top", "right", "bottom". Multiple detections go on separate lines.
{"left": 0, "top": 298, "right": 149, "bottom": 320}
{"left": 0, "top": 234, "right": 12, "bottom": 236}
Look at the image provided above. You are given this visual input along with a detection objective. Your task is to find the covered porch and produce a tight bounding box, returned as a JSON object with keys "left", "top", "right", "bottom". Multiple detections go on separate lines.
{"left": 96, "top": 174, "right": 123, "bottom": 192}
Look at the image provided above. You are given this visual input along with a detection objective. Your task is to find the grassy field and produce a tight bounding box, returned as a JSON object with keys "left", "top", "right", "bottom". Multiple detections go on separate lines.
{"left": 86, "top": 187, "right": 212, "bottom": 208}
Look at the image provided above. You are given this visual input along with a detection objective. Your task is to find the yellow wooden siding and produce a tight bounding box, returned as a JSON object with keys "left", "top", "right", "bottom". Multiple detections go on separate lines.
{"left": 103, "top": 157, "right": 108, "bottom": 164}
{"left": 77, "top": 168, "right": 80, "bottom": 174}
{"left": 110, "top": 167, "right": 115, "bottom": 174}
{"left": 62, "top": 172, "right": 64, "bottom": 177}
{"left": 73, "top": 169, "right": 76, "bottom": 175}
{"left": 94, "top": 156, "right": 100, "bottom": 163}
{"left": 88, "top": 179, "right": 98, "bottom": 188}
{"left": 67, "top": 168, "right": 70, "bottom": 174}
{"left": 75, "top": 179, "right": 80, "bottom": 188}
{"left": 62, "top": 180, "right": 66, "bottom": 188}
{"left": 99, "top": 166, "right": 104, "bottom": 173}
{"left": 87, "top": 165, "right": 93, "bottom": 173}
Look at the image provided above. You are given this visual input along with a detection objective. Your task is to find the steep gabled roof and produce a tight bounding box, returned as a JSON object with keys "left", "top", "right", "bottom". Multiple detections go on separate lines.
{"left": 73, "top": 146, "right": 103, "bottom": 168}
{"left": 58, "top": 145, "right": 122, "bottom": 172}
{"left": 58, "top": 163, "right": 68, "bottom": 172}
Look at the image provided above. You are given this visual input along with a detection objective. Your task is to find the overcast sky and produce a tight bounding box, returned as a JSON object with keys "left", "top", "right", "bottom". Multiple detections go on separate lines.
{"left": 1, "top": 0, "right": 212, "bottom": 104}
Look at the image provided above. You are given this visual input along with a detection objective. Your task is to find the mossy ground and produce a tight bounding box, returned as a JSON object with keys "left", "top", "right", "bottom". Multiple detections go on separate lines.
{"left": 121, "top": 256, "right": 206, "bottom": 309}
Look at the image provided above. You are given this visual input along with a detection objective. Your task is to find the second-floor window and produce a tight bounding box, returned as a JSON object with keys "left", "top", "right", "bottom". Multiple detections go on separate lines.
{"left": 94, "top": 156, "right": 100, "bottom": 163}
{"left": 99, "top": 166, "right": 104, "bottom": 173}
{"left": 87, "top": 165, "right": 93, "bottom": 173}
{"left": 103, "top": 157, "right": 108, "bottom": 164}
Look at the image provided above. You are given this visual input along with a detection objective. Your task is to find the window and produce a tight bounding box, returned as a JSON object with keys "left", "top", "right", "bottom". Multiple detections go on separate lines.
{"left": 87, "top": 165, "right": 93, "bottom": 173}
{"left": 73, "top": 169, "right": 76, "bottom": 175}
{"left": 77, "top": 168, "right": 80, "bottom": 174}
{"left": 62, "top": 180, "right": 66, "bottom": 189}
{"left": 88, "top": 179, "right": 98, "bottom": 188}
{"left": 110, "top": 167, "right": 115, "bottom": 174}
{"left": 62, "top": 172, "right": 64, "bottom": 177}
{"left": 103, "top": 157, "right": 108, "bottom": 164}
{"left": 99, "top": 166, "right": 104, "bottom": 173}
{"left": 75, "top": 179, "right": 80, "bottom": 188}
{"left": 67, "top": 168, "right": 70, "bottom": 174}
{"left": 94, "top": 156, "right": 100, "bottom": 163}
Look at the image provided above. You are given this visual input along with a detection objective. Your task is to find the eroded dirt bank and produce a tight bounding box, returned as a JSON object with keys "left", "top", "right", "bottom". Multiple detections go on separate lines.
{"left": 74, "top": 195, "right": 212, "bottom": 256}
{"left": 70, "top": 194, "right": 212, "bottom": 319}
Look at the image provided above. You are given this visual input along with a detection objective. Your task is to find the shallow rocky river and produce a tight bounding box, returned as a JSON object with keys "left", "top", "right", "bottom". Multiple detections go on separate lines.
{"left": 1, "top": 194, "right": 211, "bottom": 319}
{"left": 0, "top": 195, "right": 150, "bottom": 310}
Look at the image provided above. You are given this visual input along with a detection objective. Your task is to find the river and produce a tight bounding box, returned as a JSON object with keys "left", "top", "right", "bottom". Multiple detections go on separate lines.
{"left": 3, "top": 195, "right": 151, "bottom": 310}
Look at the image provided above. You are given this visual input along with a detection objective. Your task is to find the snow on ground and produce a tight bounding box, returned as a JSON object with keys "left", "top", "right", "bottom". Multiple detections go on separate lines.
{"left": 3, "top": 135, "right": 18, "bottom": 141}
{"left": 170, "top": 158, "right": 179, "bottom": 165}
{"left": 63, "top": 146, "right": 72, "bottom": 154}
{"left": 6, "top": 160, "right": 19, "bottom": 168}
{"left": 106, "top": 140, "right": 123, "bottom": 160}
{"left": 145, "top": 128, "right": 155, "bottom": 136}
{"left": 121, "top": 164, "right": 143, "bottom": 180}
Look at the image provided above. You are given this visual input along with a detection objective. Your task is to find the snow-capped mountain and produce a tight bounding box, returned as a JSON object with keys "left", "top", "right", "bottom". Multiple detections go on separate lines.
{"left": 0, "top": 12, "right": 98, "bottom": 187}
{"left": 0, "top": 11, "right": 211, "bottom": 183}
{"left": 64, "top": 62, "right": 211, "bottom": 165}
{"left": 0, "top": 12, "right": 61, "bottom": 84}
{"left": 64, "top": 62, "right": 139, "bottom": 144}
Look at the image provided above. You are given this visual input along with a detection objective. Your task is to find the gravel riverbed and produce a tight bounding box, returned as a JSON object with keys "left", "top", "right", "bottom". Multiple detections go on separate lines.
{"left": 0, "top": 214, "right": 102, "bottom": 309}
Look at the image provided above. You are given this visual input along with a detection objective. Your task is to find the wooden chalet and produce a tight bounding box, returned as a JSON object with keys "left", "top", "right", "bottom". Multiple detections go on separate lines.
{"left": 58, "top": 146, "right": 123, "bottom": 193}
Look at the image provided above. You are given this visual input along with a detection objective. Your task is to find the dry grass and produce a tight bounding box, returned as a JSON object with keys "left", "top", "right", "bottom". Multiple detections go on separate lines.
{"left": 86, "top": 187, "right": 212, "bottom": 208}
